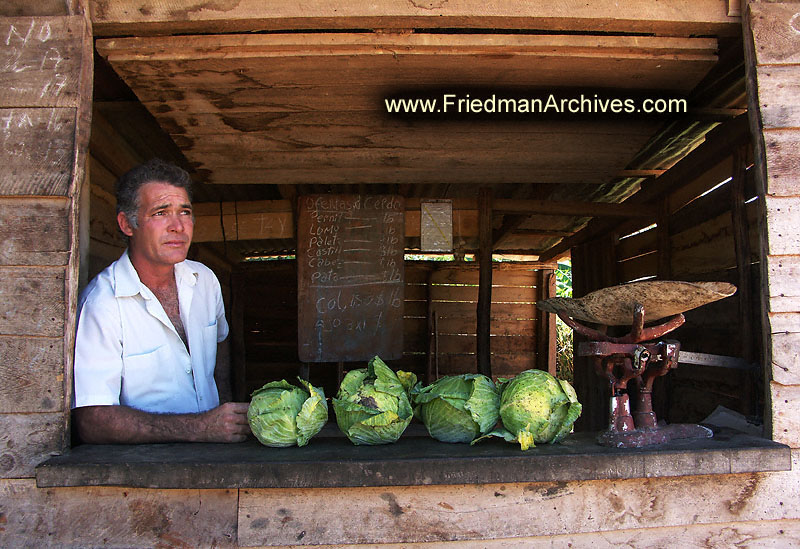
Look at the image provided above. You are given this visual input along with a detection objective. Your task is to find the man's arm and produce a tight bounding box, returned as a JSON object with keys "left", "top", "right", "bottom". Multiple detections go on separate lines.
{"left": 74, "top": 402, "right": 250, "bottom": 444}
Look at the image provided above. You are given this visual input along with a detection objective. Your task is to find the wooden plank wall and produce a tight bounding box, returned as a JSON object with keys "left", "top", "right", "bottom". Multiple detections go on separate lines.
{"left": 236, "top": 261, "right": 555, "bottom": 398}
{"left": 0, "top": 14, "right": 92, "bottom": 478}
{"left": 86, "top": 111, "right": 130, "bottom": 280}
{"left": 406, "top": 262, "right": 556, "bottom": 379}
{"left": 744, "top": 1, "right": 800, "bottom": 449}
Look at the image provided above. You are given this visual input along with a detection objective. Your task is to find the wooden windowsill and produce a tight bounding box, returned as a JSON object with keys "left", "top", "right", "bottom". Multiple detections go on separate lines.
{"left": 35, "top": 424, "right": 791, "bottom": 489}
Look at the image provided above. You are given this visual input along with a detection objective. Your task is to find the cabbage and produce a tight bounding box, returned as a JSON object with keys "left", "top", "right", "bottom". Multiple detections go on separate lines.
{"left": 412, "top": 374, "right": 500, "bottom": 443}
{"left": 476, "top": 369, "right": 581, "bottom": 450}
{"left": 247, "top": 378, "right": 328, "bottom": 447}
{"left": 332, "top": 356, "right": 416, "bottom": 445}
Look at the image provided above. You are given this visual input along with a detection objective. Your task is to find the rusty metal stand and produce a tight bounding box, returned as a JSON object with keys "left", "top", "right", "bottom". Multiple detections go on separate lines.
{"left": 562, "top": 303, "right": 713, "bottom": 448}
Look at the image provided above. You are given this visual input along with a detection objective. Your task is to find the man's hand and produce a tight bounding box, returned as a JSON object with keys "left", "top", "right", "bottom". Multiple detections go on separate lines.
{"left": 197, "top": 402, "right": 250, "bottom": 442}
{"left": 74, "top": 403, "right": 252, "bottom": 444}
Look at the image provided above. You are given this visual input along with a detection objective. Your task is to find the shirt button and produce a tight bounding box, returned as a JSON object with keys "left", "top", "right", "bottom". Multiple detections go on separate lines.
{"left": 185, "top": 368, "right": 192, "bottom": 374}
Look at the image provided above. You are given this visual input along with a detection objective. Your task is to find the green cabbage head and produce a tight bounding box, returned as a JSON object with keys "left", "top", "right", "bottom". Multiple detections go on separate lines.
{"left": 332, "top": 356, "right": 417, "bottom": 445}
{"left": 412, "top": 374, "right": 500, "bottom": 443}
{"left": 247, "top": 378, "right": 328, "bottom": 447}
{"left": 477, "top": 369, "right": 581, "bottom": 450}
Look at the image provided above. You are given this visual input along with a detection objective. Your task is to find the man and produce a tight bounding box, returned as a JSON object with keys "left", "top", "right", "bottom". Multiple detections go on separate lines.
{"left": 73, "top": 159, "right": 250, "bottom": 443}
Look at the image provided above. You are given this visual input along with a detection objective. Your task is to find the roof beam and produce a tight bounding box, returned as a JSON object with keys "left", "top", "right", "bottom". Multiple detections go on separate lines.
{"left": 90, "top": 0, "right": 740, "bottom": 37}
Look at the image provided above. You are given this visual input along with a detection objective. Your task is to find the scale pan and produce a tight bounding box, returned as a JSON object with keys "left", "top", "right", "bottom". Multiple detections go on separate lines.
{"left": 536, "top": 280, "right": 736, "bottom": 326}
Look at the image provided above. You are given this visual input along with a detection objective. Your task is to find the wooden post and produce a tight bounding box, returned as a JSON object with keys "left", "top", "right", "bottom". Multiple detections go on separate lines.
{"left": 657, "top": 197, "right": 672, "bottom": 280}
{"left": 731, "top": 145, "right": 754, "bottom": 362}
{"left": 477, "top": 187, "right": 493, "bottom": 377}
{"left": 426, "top": 268, "right": 436, "bottom": 384}
{"left": 536, "top": 268, "right": 558, "bottom": 375}
{"left": 571, "top": 236, "right": 617, "bottom": 432}
{"left": 230, "top": 271, "right": 248, "bottom": 402}
{"left": 731, "top": 146, "right": 755, "bottom": 415}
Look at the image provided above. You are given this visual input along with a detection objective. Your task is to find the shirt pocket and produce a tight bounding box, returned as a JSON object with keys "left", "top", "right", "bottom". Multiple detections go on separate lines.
{"left": 122, "top": 345, "right": 175, "bottom": 396}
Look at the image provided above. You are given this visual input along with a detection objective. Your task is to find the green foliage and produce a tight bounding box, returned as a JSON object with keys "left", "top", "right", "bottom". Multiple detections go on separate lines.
{"left": 555, "top": 260, "right": 574, "bottom": 383}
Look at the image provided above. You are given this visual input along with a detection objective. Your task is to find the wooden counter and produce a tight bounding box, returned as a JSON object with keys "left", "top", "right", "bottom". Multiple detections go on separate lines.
{"left": 36, "top": 424, "right": 790, "bottom": 489}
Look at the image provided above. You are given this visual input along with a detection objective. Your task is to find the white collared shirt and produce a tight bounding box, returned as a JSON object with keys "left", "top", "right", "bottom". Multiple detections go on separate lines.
{"left": 72, "top": 250, "right": 229, "bottom": 414}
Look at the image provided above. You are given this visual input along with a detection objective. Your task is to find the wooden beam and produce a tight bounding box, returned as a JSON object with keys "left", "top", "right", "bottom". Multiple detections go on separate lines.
{"left": 511, "top": 229, "right": 574, "bottom": 237}
{"left": 493, "top": 199, "right": 651, "bottom": 218}
{"left": 477, "top": 188, "right": 492, "bottom": 378}
{"left": 616, "top": 170, "right": 665, "bottom": 178}
{"left": 194, "top": 196, "right": 642, "bottom": 243}
{"left": 97, "top": 33, "right": 719, "bottom": 62}
{"left": 89, "top": 1, "right": 741, "bottom": 37}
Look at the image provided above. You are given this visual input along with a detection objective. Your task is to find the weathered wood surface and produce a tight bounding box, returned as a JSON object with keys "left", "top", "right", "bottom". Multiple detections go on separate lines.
{"left": 763, "top": 130, "right": 800, "bottom": 197}
{"left": 0, "top": 336, "right": 63, "bottom": 413}
{"left": 0, "top": 479, "right": 238, "bottom": 546}
{"left": 0, "top": 197, "right": 70, "bottom": 266}
{"left": 89, "top": 0, "right": 741, "bottom": 37}
{"left": 0, "top": 17, "right": 84, "bottom": 107}
{"left": 0, "top": 413, "right": 64, "bottom": 478}
{"left": 769, "top": 255, "right": 800, "bottom": 315}
{"left": 771, "top": 313, "right": 800, "bottom": 386}
{"left": 258, "top": 519, "right": 800, "bottom": 548}
{"left": 0, "top": 2, "right": 71, "bottom": 17}
{"left": 95, "top": 31, "right": 698, "bottom": 190}
{"left": 671, "top": 201, "right": 761, "bottom": 276}
{"left": 0, "top": 108, "right": 76, "bottom": 196}
{"left": 0, "top": 266, "right": 65, "bottom": 338}
{"left": 757, "top": 65, "right": 800, "bottom": 130}
{"left": 765, "top": 198, "right": 800, "bottom": 257}
{"left": 771, "top": 382, "right": 800, "bottom": 448}
{"left": 237, "top": 449, "right": 800, "bottom": 546}
{"left": 98, "top": 33, "right": 716, "bottom": 77}
{"left": 749, "top": 3, "right": 800, "bottom": 66}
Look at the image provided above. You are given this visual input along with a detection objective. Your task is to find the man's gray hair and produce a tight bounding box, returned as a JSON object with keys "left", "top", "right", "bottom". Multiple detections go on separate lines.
{"left": 115, "top": 158, "right": 193, "bottom": 229}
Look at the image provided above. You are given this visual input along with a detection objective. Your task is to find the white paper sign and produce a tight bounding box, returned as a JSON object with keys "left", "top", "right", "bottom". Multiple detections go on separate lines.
{"left": 420, "top": 200, "right": 453, "bottom": 252}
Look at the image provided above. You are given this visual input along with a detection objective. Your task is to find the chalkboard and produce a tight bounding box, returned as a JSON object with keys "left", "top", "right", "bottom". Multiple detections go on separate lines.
{"left": 297, "top": 194, "right": 405, "bottom": 362}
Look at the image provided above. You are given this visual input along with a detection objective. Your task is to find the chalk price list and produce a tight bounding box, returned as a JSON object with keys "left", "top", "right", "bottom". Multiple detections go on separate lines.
{"left": 299, "top": 195, "right": 405, "bottom": 361}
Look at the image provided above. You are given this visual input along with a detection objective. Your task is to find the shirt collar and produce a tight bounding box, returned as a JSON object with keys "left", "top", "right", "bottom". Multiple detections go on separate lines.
{"left": 114, "top": 249, "right": 198, "bottom": 298}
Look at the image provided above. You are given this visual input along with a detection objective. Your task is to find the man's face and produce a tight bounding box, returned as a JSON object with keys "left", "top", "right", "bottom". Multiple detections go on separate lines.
{"left": 118, "top": 181, "right": 194, "bottom": 269}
